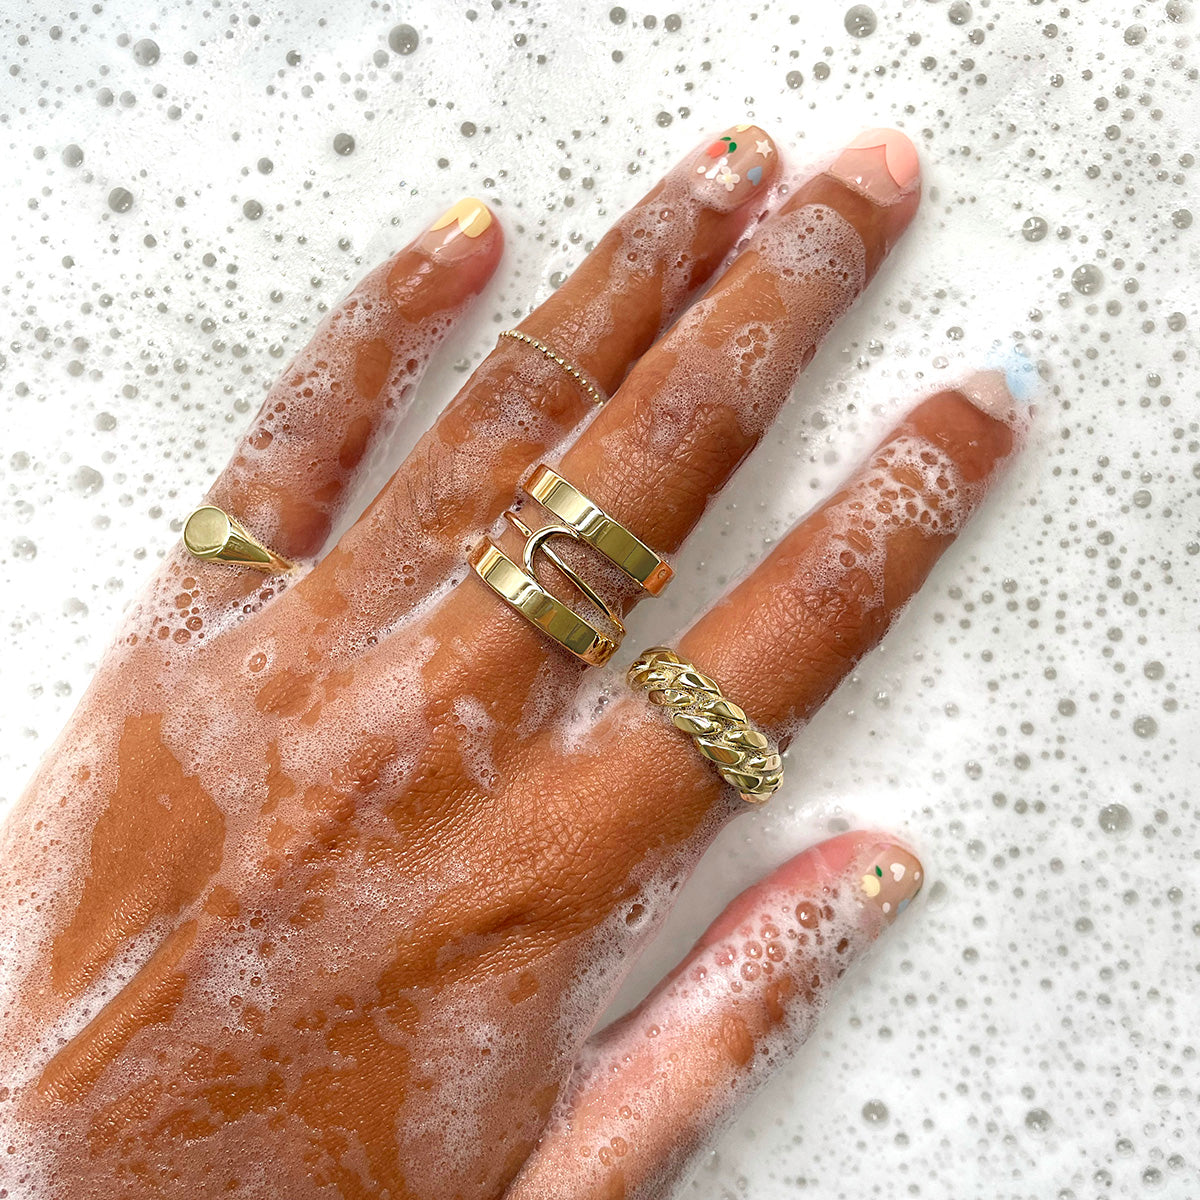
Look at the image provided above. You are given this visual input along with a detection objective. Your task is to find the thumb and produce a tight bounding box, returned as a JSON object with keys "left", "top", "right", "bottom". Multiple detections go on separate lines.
{"left": 507, "top": 831, "right": 924, "bottom": 1200}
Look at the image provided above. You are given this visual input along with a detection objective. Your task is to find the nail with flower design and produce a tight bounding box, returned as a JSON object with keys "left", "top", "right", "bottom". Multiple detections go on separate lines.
{"left": 691, "top": 122, "right": 777, "bottom": 211}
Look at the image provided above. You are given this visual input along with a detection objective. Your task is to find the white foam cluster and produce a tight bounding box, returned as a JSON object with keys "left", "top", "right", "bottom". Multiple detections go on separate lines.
{"left": 637, "top": 204, "right": 867, "bottom": 457}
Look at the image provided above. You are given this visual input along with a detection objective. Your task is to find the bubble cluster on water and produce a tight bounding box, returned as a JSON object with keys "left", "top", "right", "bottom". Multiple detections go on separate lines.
{"left": 0, "top": 1, "right": 1197, "bottom": 1197}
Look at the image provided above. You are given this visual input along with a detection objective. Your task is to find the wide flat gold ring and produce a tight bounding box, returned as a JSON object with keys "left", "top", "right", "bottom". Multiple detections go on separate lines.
{"left": 470, "top": 540, "right": 620, "bottom": 666}
{"left": 525, "top": 466, "right": 674, "bottom": 596}
{"left": 627, "top": 646, "right": 783, "bottom": 804}
{"left": 182, "top": 506, "right": 294, "bottom": 573}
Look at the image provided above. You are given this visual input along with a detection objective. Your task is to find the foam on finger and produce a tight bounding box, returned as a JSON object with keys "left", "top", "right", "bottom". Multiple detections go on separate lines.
{"left": 506, "top": 832, "right": 923, "bottom": 1200}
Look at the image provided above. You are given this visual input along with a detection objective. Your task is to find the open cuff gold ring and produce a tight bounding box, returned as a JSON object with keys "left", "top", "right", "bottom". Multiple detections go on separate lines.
{"left": 628, "top": 646, "right": 784, "bottom": 804}
{"left": 182, "top": 506, "right": 294, "bottom": 573}
{"left": 469, "top": 465, "right": 672, "bottom": 665}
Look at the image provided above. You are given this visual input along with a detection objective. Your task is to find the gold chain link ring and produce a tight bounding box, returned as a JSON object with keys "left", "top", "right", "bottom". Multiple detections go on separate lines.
{"left": 627, "top": 646, "right": 783, "bottom": 804}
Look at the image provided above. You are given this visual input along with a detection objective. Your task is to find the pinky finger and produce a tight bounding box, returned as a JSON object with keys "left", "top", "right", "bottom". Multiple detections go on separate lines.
{"left": 506, "top": 832, "right": 923, "bottom": 1200}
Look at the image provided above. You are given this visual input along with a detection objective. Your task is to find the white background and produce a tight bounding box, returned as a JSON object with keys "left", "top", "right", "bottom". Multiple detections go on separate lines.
{"left": 1, "top": 0, "right": 1197, "bottom": 1196}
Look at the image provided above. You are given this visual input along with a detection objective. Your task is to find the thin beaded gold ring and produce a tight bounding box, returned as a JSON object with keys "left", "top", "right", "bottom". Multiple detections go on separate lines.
{"left": 498, "top": 329, "right": 607, "bottom": 407}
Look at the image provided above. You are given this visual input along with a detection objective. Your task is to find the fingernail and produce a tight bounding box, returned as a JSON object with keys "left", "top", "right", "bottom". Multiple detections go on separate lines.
{"left": 958, "top": 369, "right": 1020, "bottom": 424}
{"left": 415, "top": 197, "right": 494, "bottom": 260}
{"left": 855, "top": 842, "right": 923, "bottom": 924}
{"left": 829, "top": 127, "right": 920, "bottom": 206}
{"left": 958, "top": 351, "right": 1039, "bottom": 436}
{"left": 691, "top": 123, "right": 778, "bottom": 211}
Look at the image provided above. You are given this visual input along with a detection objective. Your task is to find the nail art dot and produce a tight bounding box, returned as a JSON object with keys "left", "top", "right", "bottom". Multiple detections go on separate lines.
{"left": 861, "top": 872, "right": 882, "bottom": 898}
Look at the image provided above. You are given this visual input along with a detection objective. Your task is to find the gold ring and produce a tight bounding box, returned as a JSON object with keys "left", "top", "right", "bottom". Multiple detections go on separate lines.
{"left": 627, "top": 646, "right": 783, "bottom": 804}
{"left": 498, "top": 330, "right": 607, "bottom": 407}
{"left": 182, "top": 505, "right": 294, "bottom": 573}
{"left": 469, "top": 464, "right": 671, "bottom": 665}
{"left": 524, "top": 466, "right": 673, "bottom": 595}
{"left": 471, "top": 540, "right": 621, "bottom": 666}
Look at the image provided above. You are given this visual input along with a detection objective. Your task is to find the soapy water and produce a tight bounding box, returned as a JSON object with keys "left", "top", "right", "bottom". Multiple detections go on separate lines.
{"left": 0, "top": 0, "right": 1197, "bottom": 1197}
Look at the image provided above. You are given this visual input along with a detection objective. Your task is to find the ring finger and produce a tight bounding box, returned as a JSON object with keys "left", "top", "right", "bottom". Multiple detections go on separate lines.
{"left": 544, "top": 377, "right": 1028, "bottom": 914}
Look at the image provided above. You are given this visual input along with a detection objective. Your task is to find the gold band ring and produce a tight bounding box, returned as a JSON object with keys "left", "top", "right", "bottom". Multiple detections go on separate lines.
{"left": 469, "top": 465, "right": 672, "bottom": 665}
{"left": 498, "top": 330, "right": 607, "bottom": 407}
{"left": 525, "top": 466, "right": 674, "bottom": 595}
{"left": 627, "top": 647, "right": 783, "bottom": 804}
{"left": 471, "top": 539, "right": 621, "bottom": 666}
{"left": 182, "top": 506, "right": 294, "bottom": 573}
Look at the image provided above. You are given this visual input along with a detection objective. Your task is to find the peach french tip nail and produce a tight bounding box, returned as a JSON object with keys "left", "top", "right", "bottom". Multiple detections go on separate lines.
{"left": 830, "top": 127, "right": 920, "bottom": 205}
{"left": 690, "top": 122, "right": 778, "bottom": 211}
{"left": 855, "top": 841, "right": 924, "bottom": 924}
{"left": 416, "top": 196, "right": 494, "bottom": 259}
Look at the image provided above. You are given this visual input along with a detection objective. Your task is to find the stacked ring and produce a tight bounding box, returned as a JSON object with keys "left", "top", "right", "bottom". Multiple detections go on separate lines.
{"left": 627, "top": 646, "right": 783, "bottom": 804}
{"left": 469, "top": 465, "right": 672, "bottom": 665}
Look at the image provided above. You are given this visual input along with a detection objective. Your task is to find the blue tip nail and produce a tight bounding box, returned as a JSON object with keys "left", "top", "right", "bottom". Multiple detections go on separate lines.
{"left": 984, "top": 343, "right": 1039, "bottom": 403}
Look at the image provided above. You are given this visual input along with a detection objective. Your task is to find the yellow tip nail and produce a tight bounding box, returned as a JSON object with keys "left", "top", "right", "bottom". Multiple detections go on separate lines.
{"left": 429, "top": 197, "right": 493, "bottom": 239}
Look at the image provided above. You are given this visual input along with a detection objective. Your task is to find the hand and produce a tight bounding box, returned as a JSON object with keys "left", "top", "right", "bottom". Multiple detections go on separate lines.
{"left": 0, "top": 125, "right": 1025, "bottom": 1198}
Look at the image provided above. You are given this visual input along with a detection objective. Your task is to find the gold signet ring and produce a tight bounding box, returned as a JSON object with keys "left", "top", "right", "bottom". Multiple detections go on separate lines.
{"left": 182, "top": 506, "right": 294, "bottom": 573}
